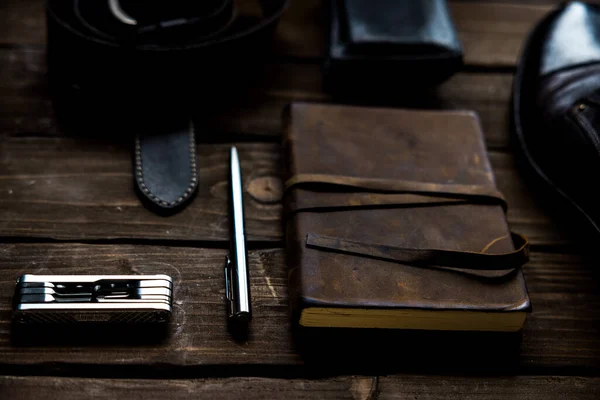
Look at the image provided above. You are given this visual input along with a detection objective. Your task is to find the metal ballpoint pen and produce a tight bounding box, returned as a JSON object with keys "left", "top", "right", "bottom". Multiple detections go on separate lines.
{"left": 225, "top": 146, "right": 252, "bottom": 324}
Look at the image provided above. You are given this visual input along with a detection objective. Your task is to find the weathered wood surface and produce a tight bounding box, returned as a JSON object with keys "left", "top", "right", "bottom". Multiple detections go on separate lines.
{"left": 0, "top": 38, "right": 578, "bottom": 248}
{"left": 0, "top": 138, "right": 576, "bottom": 246}
{"left": 0, "top": 1, "right": 561, "bottom": 67}
{"left": 1, "top": 375, "right": 599, "bottom": 400}
{"left": 377, "top": 375, "right": 600, "bottom": 400}
{"left": 1, "top": 0, "right": 600, "bottom": 398}
{"left": 0, "top": 140, "right": 283, "bottom": 243}
{"left": 0, "top": 376, "right": 376, "bottom": 400}
{"left": 0, "top": 245, "right": 296, "bottom": 370}
{"left": 0, "top": 244, "right": 598, "bottom": 373}
{"left": 0, "top": 48, "right": 512, "bottom": 146}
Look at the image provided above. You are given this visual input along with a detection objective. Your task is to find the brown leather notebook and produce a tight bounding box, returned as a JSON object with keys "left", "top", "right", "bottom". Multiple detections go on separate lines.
{"left": 283, "top": 103, "right": 530, "bottom": 332}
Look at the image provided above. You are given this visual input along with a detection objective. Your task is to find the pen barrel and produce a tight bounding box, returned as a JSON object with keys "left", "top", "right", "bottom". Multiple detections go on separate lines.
{"left": 228, "top": 147, "right": 252, "bottom": 322}
{"left": 230, "top": 232, "right": 251, "bottom": 321}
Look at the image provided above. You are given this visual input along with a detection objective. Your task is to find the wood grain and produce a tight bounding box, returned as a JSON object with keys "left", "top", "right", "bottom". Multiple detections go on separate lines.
{"left": 0, "top": 137, "right": 579, "bottom": 246}
{"left": 276, "top": 0, "right": 555, "bottom": 67}
{"left": 490, "top": 152, "right": 574, "bottom": 247}
{"left": 0, "top": 48, "right": 513, "bottom": 149}
{"left": 0, "top": 1, "right": 556, "bottom": 68}
{"left": 0, "top": 0, "right": 597, "bottom": 396}
{"left": 2, "top": 375, "right": 599, "bottom": 400}
{"left": 0, "top": 244, "right": 298, "bottom": 369}
{"left": 0, "top": 376, "right": 375, "bottom": 400}
{"left": 451, "top": 2, "right": 547, "bottom": 66}
{"left": 0, "top": 139, "right": 282, "bottom": 243}
{"left": 378, "top": 375, "right": 600, "bottom": 400}
{"left": 0, "top": 244, "right": 598, "bottom": 373}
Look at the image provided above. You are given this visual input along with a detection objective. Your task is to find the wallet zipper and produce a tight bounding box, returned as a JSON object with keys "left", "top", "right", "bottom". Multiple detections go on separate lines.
{"left": 570, "top": 103, "right": 600, "bottom": 158}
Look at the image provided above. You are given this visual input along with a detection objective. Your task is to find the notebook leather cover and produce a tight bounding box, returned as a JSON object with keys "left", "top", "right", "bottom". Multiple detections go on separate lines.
{"left": 283, "top": 103, "right": 530, "bottom": 331}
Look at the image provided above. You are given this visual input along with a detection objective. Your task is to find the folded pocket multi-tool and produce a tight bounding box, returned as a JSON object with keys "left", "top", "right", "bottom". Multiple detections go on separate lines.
{"left": 12, "top": 275, "right": 173, "bottom": 325}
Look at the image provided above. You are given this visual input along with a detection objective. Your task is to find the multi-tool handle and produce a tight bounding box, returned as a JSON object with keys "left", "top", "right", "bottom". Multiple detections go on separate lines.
{"left": 12, "top": 275, "right": 173, "bottom": 325}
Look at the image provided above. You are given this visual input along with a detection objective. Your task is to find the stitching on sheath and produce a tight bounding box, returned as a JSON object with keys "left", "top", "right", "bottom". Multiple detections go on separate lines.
{"left": 135, "top": 121, "right": 198, "bottom": 208}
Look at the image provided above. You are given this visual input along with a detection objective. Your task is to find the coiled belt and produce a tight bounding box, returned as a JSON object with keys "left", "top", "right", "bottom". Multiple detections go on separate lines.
{"left": 46, "top": 0, "right": 289, "bottom": 214}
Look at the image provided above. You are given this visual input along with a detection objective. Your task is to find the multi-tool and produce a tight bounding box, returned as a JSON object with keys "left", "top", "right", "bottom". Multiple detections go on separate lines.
{"left": 12, "top": 275, "right": 173, "bottom": 325}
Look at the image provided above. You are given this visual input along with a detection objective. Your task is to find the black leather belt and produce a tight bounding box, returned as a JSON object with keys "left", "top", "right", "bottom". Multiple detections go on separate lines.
{"left": 46, "top": 0, "right": 289, "bottom": 215}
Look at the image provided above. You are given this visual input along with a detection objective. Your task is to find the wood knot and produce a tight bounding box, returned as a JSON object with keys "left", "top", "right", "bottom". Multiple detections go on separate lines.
{"left": 247, "top": 176, "right": 283, "bottom": 204}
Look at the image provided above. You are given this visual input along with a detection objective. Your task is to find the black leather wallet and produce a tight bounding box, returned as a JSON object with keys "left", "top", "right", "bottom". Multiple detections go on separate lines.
{"left": 325, "top": 0, "right": 464, "bottom": 93}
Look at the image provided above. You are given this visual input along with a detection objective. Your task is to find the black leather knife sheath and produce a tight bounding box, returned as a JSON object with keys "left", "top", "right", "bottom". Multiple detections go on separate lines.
{"left": 46, "top": 0, "right": 288, "bottom": 215}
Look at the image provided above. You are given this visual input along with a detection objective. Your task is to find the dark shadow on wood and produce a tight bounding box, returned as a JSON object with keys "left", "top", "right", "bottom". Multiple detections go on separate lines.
{"left": 293, "top": 326, "right": 523, "bottom": 376}
{"left": 11, "top": 322, "right": 171, "bottom": 347}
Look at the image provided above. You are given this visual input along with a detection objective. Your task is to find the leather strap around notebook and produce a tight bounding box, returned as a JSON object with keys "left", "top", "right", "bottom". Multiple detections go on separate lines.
{"left": 283, "top": 104, "right": 531, "bottom": 324}
{"left": 285, "top": 173, "right": 528, "bottom": 276}
{"left": 284, "top": 173, "right": 507, "bottom": 213}
{"left": 306, "top": 233, "right": 529, "bottom": 272}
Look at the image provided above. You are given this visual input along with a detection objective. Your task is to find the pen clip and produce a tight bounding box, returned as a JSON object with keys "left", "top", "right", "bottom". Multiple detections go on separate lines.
{"left": 224, "top": 256, "right": 233, "bottom": 304}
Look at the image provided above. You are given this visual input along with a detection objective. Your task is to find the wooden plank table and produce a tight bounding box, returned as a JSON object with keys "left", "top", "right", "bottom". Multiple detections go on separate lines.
{"left": 1, "top": 0, "right": 600, "bottom": 398}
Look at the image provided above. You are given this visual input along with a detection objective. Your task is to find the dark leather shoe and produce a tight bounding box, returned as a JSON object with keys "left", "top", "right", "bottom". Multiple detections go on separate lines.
{"left": 512, "top": 1, "right": 600, "bottom": 233}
